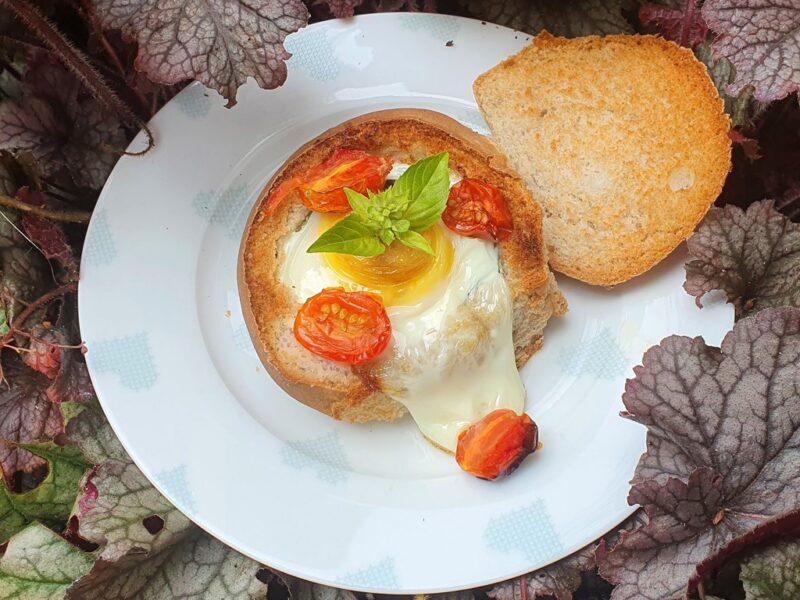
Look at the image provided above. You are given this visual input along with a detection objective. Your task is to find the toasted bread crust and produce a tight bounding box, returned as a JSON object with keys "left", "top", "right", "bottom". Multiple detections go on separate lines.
{"left": 474, "top": 33, "right": 732, "bottom": 286}
{"left": 239, "top": 109, "right": 566, "bottom": 423}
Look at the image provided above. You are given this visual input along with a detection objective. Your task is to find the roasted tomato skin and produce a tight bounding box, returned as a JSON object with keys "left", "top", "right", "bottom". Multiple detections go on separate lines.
{"left": 293, "top": 288, "right": 392, "bottom": 365}
{"left": 443, "top": 178, "right": 514, "bottom": 241}
{"left": 456, "top": 409, "right": 538, "bottom": 480}
{"left": 298, "top": 149, "right": 392, "bottom": 212}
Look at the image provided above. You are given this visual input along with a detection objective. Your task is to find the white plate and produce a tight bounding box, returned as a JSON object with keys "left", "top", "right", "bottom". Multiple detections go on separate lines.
{"left": 79, "top": 14, "right": 734, "bottom": 593}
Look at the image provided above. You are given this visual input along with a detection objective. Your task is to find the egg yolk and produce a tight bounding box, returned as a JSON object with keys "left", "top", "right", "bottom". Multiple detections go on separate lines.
{"left": 319, "top": 214, "right": 454, "bottom": 306}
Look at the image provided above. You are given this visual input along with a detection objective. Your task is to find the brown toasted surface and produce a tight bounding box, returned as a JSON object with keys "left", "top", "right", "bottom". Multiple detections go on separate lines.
{"left": 239, "top": 109, "right": 566, "bottom": 423}
{"left": 474, "top": 33, "right": 732, "bottom": 286}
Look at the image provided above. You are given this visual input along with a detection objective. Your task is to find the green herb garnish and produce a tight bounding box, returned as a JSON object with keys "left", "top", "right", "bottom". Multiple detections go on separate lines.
{"left": 307, "top": 152, "right": 450, "bottom": 257}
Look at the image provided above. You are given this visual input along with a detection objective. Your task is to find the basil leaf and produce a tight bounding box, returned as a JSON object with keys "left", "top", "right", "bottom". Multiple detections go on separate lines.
{"left": 307, "top": 215, "right": 385, "bottom": 256}
{"left": 391, "top": 152, "right": 450, "bottom": 231}
{"left": 345, "top": 188, "right": 371, "bottom": 222}
{"left": 397, "top": 230, "right": 434, "bottom": 256}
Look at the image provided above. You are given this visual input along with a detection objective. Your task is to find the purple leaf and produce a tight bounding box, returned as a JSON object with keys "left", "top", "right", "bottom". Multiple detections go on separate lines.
{"left": 92, "top": 0, "right": 310, "bottom": 107}
{"left": 316, "top": 0, "right": 365, "bottom": 17}
{"left": 0, "top": 356, "right": 64, "bottom": 478}
{"left": 17, "top": 187, "right": 77, "bottom": 279}
{"left": 0, "top": 63, "right": 126, "bottom": 189}
{"left": 684, "top": 200, "right": 800, "bottom": 318}
{"left": 703, "top": 0, "right": 800, "bottom": 102}
{"left": 640, "top": 0, "right": 708, "bottom": 48}
{"left": 457, "top": 0, "right": 635, "bottom": 36}
{"left": 597, "top": 308, "right": 800, "bottom": 598}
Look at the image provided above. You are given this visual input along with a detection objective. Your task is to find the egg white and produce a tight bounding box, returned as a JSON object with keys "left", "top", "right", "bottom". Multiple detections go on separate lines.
{"left": 279, "top": 170, "right": 525, "bottom": 453}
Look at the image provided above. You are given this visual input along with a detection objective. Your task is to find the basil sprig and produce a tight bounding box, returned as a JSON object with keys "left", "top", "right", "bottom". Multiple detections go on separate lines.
{"left": 307, "top": 152, "right": 450, "bottom": 257}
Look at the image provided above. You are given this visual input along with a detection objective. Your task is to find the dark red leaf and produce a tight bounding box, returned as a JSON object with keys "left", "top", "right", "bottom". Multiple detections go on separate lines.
{"left": 728, "top": 130, "right": 761, "bottom": 161}
{"left": 0, "top": 355, "right": 64, "bottom": 478}
{"left": 16, "top": 187, "right": 78, "bottom": 278}
{"left": 640, "top": 0, "right": 708, "bottom": 48}
{"left": 597, "top": 308, "right": 800, "bottom": 598}
{"left": 315, "top": 0, "right": 365, "bottom": 17}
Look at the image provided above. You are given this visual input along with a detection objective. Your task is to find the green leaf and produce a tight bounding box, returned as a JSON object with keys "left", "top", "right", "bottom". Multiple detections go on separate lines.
{"left": 397, "top": 230, "right": 434, "bottom": 256}
{"left": 73, "top": 459, "right": 192, "bottom": 561}
{"left": 344, "top": 188, "right": 371, "bottom": 221}
{"left": 280, "top": 573, "right": 358, "bottom": 600}
{"left": 378, "top": 229, "right": 395, "bottom": 246}
{"left": 741, "top": 540, "right": 800, "bottom": 600}
{"left": 0, "top": 305, "right": 8, "bottom": 336}
{"left": 307, "top": 215, "right": 384, "bottom": 257}
{"left": 0, "top": 522, "right": 94, "bottom": 599}
{"left": 0, "top": 442, "right": 89, "bottom": 543}
{"left": 64, "top": 402, "right": 128, "bottom": 465}
{"left": 390, "top": 152, "right": 450, "bottom": 231}
{"left": 67, "top": 530, "right": 267, "bottom": 600}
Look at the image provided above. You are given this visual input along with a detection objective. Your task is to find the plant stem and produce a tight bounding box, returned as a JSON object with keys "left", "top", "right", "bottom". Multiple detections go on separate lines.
{"left": 1, "top": 282, "right": 77, "bottom": 346}
{"left": 0, "top": 0, "right": 154, "bottom": 153}
{"left": 0, "top": 194, "right": 91, "bottom": 223}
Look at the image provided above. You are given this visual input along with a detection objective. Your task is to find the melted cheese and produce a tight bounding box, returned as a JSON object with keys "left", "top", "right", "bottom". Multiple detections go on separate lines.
{"left": 278, "top": 165, "right": 525, "bottom": 453}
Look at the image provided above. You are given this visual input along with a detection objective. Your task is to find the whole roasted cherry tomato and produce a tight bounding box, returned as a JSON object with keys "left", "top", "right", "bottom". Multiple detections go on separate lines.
{"left": 456, "top": 409, "right": 538, "bottom": 480}
{"left": 294, "top": 288, "right": 392, "bottom": 365}
{"left": 443, "top": 178, "right": 513, "bottom": 241}
{"left": 299, "top": 149, "right": 392, "bottom": 212}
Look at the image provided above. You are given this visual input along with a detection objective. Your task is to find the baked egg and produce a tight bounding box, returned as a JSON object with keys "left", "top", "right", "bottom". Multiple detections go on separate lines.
{"left": 280, "top": 166, "right": 525, "bottom": 452}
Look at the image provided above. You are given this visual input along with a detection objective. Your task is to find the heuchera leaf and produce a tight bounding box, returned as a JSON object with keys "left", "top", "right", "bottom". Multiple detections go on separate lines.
{"left": 490, "top": 545, "right": 595, "bottom": 600}
{"left": 702, "top": 0, "right": 800, "bottom": 102}
{"left": 93, "top": 0, "right": 310, "bottom": 107}
{"left": 0, "top": 63, "right": 126, "bottom": 189}
{"left": 0, "top": 356, "right": 64, "bottom": 478}
{"left": 67, "top": 529, "right": 269, "bottom": 599}
{"left": 740, "top": 540, "right": 800, "bottom": 599}
{"left": 73, "top": 459, "right": 193, "bottom": 561}
{"left": 489, "top": 510, "right": 647, "bottom": 600}
{"left": 0, "top": 521, "right": 94, "bottom": 599}
{"left": 316, "top": 0, "right": 365, "bottom": 18}
{"left": 458, "top": 0, "right": 635, "bottom": 36}
{"left": 64, "top": 402, "right": 127, "bottom": 464}
{"left": 684, "top": 200, "right": 800, "bottom": 318}
{"left": 0, "top": 442, "right": 88, "bottom": 543}
{"left": 0, "top": 210, "right": 48, "bottom": 321}
{"left": 717, "top": 98, "right": 800, "bottom": 220}
{"left": 280, "top": 573, "right": 359, "bottom": 600}
{"left": 17, "top": 187, "right": 78, "bottom": 279}
{"left": 639, "top": 0, "right": 708, "bottom": 48}
{"left": 694, "top": 42, "right": 766, "bottom": 130}
{"left": 596, "top": 308, "right": 800, "bottom": 599}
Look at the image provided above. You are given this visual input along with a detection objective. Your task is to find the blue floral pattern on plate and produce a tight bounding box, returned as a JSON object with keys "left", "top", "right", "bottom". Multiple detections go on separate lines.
{"left": 90, "top": 333, "right": 157, "bottom": 391}
{"left": 193, "top": 185, "right": 251, "bottom": 240}
{"left": 337, "top": 558, "right": 398, "bottom": 589}
{"left": 154, "top": 464, "right": 197, "bottom": 514}
{"left": 174, "top": 85, "right": 212, "bottom": 119}
{"left": 399, "top": 14, "right": 460, "bottom": 41}
{"left": 286, "top": 28, "right": 340, "bottom": 82}
{"left": 485, "top": 499, "right": 563, "bottom": 562}
{"left": 558, "top": 328, "right": 628, "bottom": 379}
{"left": 281, "top": 432, "right": 350, "bottom": 484}
{"left": 83, "top": 210, "right": 116, "bottom": 267}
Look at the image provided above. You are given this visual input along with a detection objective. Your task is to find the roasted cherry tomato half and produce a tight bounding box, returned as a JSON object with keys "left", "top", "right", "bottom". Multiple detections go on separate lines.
{"left": 456, "top": 409, "right": 538, "bottom": 480}
{"left": 443, "top": 178, "right": 513, "bottom": 241}
{"left": 294, "top": 288, "right": 392, "bottom": 365}
{"left": 298, "top": 149, "right": 392, "bottom": 213}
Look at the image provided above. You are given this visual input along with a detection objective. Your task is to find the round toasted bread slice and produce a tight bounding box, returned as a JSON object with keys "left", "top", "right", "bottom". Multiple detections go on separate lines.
{"left": 238, "top": 109, "right": 566, "bottom": 423}
{"left": 474, "top": 33, "right": 732, "bottom": 286}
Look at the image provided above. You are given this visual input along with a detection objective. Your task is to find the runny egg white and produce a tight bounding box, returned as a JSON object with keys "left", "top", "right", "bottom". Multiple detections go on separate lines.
{"left": 279, "top": 165, "right": 525, "bottom": 453}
